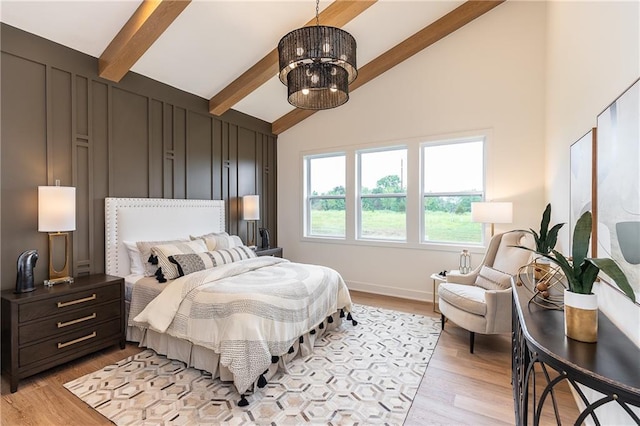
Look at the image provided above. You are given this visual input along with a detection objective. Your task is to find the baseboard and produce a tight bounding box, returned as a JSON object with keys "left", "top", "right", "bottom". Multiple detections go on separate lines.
{"left": 345, "top": 280, "right": 431, "bottom": 302}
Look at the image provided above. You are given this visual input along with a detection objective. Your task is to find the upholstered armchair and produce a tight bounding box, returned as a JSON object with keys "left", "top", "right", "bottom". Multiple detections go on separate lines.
{"left": 438, "top": 231, "right": 534, "bottom": 353}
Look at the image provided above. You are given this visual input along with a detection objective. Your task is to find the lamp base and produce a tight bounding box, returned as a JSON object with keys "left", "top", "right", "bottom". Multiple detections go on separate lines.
{"left": 44, "top": 276, "right": 74, "bottom": 287}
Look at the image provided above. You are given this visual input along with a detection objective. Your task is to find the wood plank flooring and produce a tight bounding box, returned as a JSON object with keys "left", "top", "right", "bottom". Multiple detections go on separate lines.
{"left": 1, "top": 291, "right": 578, "bottom": 425}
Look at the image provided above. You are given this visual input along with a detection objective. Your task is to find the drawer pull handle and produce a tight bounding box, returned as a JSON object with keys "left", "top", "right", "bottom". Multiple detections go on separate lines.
{"left": 57, "top": 294, "right": 96, "bottom": 308}
{"left": 57, "top": 332, "right": 96, "bottom": 349}
{"left": 57, "top": 313, "right": 96, "bottom": 328}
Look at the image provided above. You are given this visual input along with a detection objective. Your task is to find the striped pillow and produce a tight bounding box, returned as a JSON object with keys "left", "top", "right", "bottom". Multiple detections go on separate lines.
{"left": 474, "top": 265, "right": 512, "bottom": 291}
{"left": 169, "top": 246, "right": 257, "bottom": 277}
{"left": 136, "top": 238, "right": 189, "bottom": 276}
{"left": 150, "top": 240, "right": 208, "bottom": 281}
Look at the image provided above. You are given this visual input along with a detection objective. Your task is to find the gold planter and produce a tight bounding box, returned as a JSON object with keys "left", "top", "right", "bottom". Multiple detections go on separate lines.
{"left": 564, "top": 289, "right": 598, "bottom": 343}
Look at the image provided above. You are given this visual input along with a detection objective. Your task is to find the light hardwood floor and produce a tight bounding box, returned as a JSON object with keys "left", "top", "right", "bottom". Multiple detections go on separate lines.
{"left": 1, "top": 291, "right": 578, "bottom": 425}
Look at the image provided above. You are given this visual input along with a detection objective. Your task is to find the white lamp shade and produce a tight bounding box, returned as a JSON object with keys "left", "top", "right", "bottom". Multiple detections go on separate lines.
{"left": 38, "top": 186, "right": 76, "bottom": 232}
{"left": 242, "top": 195, "right": 260, "bottom": 221}
{"left": 471, "top": 202, "right": 513, "bottom": 224}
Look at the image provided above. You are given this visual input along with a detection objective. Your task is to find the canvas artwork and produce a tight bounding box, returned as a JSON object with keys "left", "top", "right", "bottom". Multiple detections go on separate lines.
{"left": 570, "top": 129, "right": 595, "bottom": 255}
{"left": 596, "top": 78, "right": 640, "bottom": 292}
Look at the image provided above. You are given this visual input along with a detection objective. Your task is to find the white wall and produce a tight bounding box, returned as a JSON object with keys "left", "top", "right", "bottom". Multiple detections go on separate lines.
{"left": 546, "top": 2, "right": 639, "bottom": 421}
{"left": 277, "top": 1, "right": 547, "bottom": 301}
{"left": 545, "top": 0, "right": 640, "bottom": 342}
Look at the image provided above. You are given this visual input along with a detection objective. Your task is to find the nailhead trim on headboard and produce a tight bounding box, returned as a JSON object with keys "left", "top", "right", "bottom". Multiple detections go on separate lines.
{"left": 105, "top": 198, "right": 225, "bottom": 277}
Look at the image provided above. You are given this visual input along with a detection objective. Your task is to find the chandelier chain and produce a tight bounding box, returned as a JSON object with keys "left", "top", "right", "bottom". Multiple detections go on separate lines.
{"left": 315, "top": 0, "right": 320, "bottom": 26}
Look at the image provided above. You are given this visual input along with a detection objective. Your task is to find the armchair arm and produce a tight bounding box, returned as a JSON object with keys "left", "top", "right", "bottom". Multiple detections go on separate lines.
{"left": 446, "top": 270, "right": 477, "bottom": 285}
{"left": 484, "top": 287, "right": 513, "bottom": 334}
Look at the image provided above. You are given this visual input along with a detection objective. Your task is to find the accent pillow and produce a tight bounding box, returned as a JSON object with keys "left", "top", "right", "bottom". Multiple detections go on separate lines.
{"left": 136, "top": 238, "right": 189, "bottom": 276}
{"left": 474, "top": 265, "right": 512, "bottom": 291}
{"left": 123, "top": 241, "right": 145, "bottom": 275}
{"left": 151, "top": 240, "right": 208, "bottom": 281}
{"left": 169, "top": 246, "right": 257, "bottom": 277}
{"left": 191, "top": 232, "right": 242, "bottom": 251}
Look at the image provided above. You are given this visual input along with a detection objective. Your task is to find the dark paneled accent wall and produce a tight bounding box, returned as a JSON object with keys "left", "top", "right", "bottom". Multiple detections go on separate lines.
{"left": 0, "top": 24, "right": 277, "bottom": 290}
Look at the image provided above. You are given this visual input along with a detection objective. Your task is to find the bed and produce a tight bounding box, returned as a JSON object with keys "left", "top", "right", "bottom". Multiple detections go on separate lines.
{"left": 105, "top": 197, "right": 353, "bottom": 405}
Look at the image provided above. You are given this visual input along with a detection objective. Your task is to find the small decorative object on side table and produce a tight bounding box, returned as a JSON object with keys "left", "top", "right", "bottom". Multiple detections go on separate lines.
{"left": 430, "top": 271, "right": 451, "bottom": 313}
{"left": 1, "top": 274, "right": 125, "bottom": 393}
{"left": 255, "top": 247, "right": 283, "bottom": 258}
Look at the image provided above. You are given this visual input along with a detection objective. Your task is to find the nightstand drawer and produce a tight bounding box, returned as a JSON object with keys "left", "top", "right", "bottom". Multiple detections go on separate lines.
{"left": 19, "top": 318, "right": 121, "bottom": 367}
{"left": 19, "top": 300, "right": 121, "bottom": 345}
{"left": 18, "top": 283, "right": 121, "bottom": 323}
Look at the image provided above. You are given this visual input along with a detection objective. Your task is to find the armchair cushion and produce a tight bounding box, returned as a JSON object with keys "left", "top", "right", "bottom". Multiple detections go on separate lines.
{"left": 474, "top": 265, "right": 512, "bottom": 291}
{"left": 492, "top": 231, "right": 533, "bottom": 275}
{"left": 439, "top": 283, "right": 487, "bottom": 316}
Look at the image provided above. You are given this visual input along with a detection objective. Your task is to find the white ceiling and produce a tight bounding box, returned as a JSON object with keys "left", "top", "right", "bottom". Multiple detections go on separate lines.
{"left": 0, "top": 0, "right": 465, "bottom": 123}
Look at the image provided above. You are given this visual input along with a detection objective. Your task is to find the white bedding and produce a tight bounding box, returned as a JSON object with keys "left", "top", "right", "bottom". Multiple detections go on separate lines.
{"left": 130, "top": 256, "right": 352, "bottom": 394}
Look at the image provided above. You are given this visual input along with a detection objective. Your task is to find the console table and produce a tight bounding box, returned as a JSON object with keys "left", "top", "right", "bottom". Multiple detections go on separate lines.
{"left": 512, "top": 282, "right": 640, "bottom": 425}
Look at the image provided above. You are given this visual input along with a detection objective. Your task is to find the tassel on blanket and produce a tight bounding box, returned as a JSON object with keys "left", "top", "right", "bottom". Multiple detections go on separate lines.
{"left": 327, "top": 315, "right": 334, "bottom": 324}
{"left": 310, "top": 329, "right": 316, "bottom": 335}
{"left": 340, "top": 309, "right": 345, "bottom": 318}
{"left": 257, "top": 374, "right": 267, "bottom": 388}
{"left": 288, "top": 346, "right": 294, "bottom": 354}
{"left": 148, "top": 254, "right": 159, "bottom": 265}
{"left": 352, "top": 318, "right": 358, "bottom": 326}
{"left": 271, "top": 355, "right": 279, "bottom": 364}
{"left": 238, "top": 395, "right": 249, "bottom": 407}
{"left": 319, "top": 322, "right": 324, "bottom": 330}
{"left": 299, "top": 336, "right": 304, "bottom": 344}
{"left": 154, "top": 268, "right": 167, "bottom": 283}
{"left": 347, "top": 312, "right": 352, "bottom": 321}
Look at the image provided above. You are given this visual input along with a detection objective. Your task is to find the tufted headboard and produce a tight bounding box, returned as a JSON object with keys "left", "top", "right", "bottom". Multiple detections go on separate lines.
{"left": 105, "top": 198, "right": 225, "bottom": 277}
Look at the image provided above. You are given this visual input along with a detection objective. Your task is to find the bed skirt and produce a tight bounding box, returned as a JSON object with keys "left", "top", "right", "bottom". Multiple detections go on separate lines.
{"left": 125, "top": 303, "right": 347, "bottom": 399}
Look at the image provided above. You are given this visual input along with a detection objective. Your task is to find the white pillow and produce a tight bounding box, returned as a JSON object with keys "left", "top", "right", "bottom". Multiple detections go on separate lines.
{"left": 191, "top": 232, "right": 241, "bottom": 251}
{"left": 474, "top": 266, "right": 512, "bottom": 291}
{"left": 151, "top": 239, "right": 208, "bottom": 281}
{"left": 136, "top": 238, "right": 189, "bottom": 276}
{"left": 123, "top": 241, "right": 145, "bottom": 275}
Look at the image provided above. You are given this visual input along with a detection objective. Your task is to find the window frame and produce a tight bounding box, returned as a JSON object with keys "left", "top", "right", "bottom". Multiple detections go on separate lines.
{"left": 356, "top": 145, "right": 408, "bottom": 241}
{"left": 420, "top": 137, "right": 486, "bottom": 246}
{"left": 304, "top": 152, "right": 347, "bottom": 239}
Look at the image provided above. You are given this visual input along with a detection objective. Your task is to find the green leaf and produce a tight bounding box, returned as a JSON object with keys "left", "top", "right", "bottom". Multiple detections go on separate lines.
{"left": 572, "top": 212, "right": 592, "bottom": 277}
{"left": 578, "top": 262, "right": 599, "bottom": 294}
{"left": 546, "top": 223, "right": 564, "bottom": 253}
{"left": 540, "top": 203, "right": 551, "bottom": 242}
{"left": 589, "top": 258, "right": 636, "bottom": 303}
{"left": 550, "top": 248, "right": 580, "bottom": 290}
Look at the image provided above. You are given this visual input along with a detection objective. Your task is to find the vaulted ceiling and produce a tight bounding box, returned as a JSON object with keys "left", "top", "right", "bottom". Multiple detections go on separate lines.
{"left": 0, "top": 0, "right": 504, "bottom": 134}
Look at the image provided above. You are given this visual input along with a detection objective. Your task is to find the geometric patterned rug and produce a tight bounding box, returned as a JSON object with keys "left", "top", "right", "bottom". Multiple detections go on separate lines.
{"left": 64, "top": 304, "right": 441, "bottom": 425}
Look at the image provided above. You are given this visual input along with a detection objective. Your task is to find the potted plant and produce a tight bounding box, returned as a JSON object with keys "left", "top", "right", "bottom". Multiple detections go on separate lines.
{"left": 524, "top": 203, "right": 565, "bottom": 280}
{"left": 515, "top": 211, "right": 635, "bottom": 342}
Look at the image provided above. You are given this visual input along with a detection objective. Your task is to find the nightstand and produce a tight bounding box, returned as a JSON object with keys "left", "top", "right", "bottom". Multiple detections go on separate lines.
{"left": 1, "top": 274, "right": 125, "bottom": 392}
{"left": 255, "top": 247, "right": 283, "bottom": 258}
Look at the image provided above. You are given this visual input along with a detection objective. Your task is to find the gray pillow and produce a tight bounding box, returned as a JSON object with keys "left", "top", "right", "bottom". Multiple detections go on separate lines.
{"left": 169, "top": 246, "right": 257, "bottom": 277}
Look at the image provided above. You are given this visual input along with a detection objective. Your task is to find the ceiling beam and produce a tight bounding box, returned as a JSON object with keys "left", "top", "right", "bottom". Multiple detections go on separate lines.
{"left": 272, "top": 0, "right": 505, "bottom": 135}
{"left": 99, "top": 0, "right": 191, "bottom": 83}
{"left": 208, "top": 0, "right": 377, "bottom": 116}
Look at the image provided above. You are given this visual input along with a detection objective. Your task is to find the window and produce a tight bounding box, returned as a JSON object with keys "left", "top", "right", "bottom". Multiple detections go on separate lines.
{"left": 304, "top": 154, "right": 346, "bottom": 238}
{"left": 357, "top": 147, "right": 407, "bottom": 240}
{"left": 422, "top": 139, "right": 484, "bottom": 244}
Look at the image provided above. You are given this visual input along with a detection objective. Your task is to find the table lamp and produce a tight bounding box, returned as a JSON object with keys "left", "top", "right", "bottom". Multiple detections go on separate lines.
{"left": 471, "top": 201, "right": 513, "bottom": 237}
{"left": 242, "top": 195, "right": 260, "bottom": 247}
{"left": 38, "top": 182, "right": 76, "bottom": 286}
